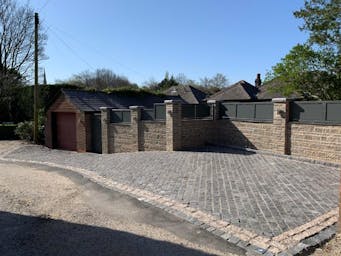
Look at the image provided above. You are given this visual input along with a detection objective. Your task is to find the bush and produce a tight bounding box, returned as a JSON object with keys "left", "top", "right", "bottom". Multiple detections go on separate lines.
{"left": 15, "top": 121, "right": 33, "bottom": 141}
{"left": 15, "top": 109, "right": 45, "bottom": 143}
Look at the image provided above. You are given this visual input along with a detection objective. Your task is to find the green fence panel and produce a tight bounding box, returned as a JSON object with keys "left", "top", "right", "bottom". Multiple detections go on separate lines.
{"left": 182, "top": 104, "right": 210, "bottom": 119}
{"left": 290, "top": 101, "right": 341, "bottom": 124}
{"left": 155, "top": 104, "right": 166, "bottom": 120}
{"left": 182, "top": 104, "right": 196, "bottom": 119}
{"left": 141, "top": 109, "right": 154, "bottom": 120}
{"left": 220, "top": 103, "right": 237, "bottom": 118}
{"left": 122, "top": 111, "right": 131, "bottom": 123}
{"left": 255, "top": 103, "right": 273, "bottom": 121}
{"left": 141, "top": 104, "right": 166, "bottom": 121}
{"left": 237, "top": 104, "right": 254, "bottom": 120}
{"left": 196, "top": 104, "right": 210, "bottom": 118}
{"left": 326, "top": 102, "right": 341, "bottom": 122}
{"left": 220, "top": 102, "right": 273, "bottom": 122}
{"left": 110, "top": 110, "right": 131, "bottom": 123}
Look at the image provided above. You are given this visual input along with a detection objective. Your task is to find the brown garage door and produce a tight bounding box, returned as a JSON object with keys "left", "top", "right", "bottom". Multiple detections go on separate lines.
{"left": 55, "top": 112, "right": 77, "bottom": 151}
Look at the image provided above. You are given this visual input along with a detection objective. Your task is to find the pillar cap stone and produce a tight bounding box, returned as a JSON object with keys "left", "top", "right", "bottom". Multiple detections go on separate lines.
{"left": 164, "top": 100, "right": 182, "bottom": 104}
{"left": 207, "top": 100, "right": 217, "bottom": 104}
{"left": 129, "top": 105, "right": 143, "bottom": 110}
{"left": 272, "top": 98, "right": 287, "bottom": 103}
{"left": 100, "top": 107, "right": 109, "bottom": 110}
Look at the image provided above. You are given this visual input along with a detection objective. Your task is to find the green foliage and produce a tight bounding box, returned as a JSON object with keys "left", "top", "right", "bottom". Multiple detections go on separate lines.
{"left": 267, "top": 0, "right": 341, "bottom": 100}
{"left": 15, "top": 109, "right": 45, "bottom": 142}
{"left": 154, "top": 75, "right": 179, "bottom": 92}
{"left": 0, "top": 124, "right": 18, "bottom": 140}
{"left": 15, "top": 121, "right": 34, "bottom": 141}
{"left": 103, "top": 86, "right": 166, "bottom": 97}
{"left": 294, "top": 0, "right": 340, "bottom": 50}
{"left": 0, "top": 68, "right": 24, "bottom": 121}
{"left": 1, "top": 83, "right": 82, "bottom": 123}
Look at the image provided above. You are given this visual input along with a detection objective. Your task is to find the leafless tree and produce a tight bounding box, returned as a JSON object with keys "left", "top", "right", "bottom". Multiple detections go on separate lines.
{"left": 142, "top": 77, "right": 158, "bottom": 89}
{"left": 210, "top": 73, "right": 229, "bottom": 88}
{"left": 0, "top": 0, "right": 47, "bottom": 77}
{"left": 199, "top": 73, "right": 229, "bottom": 88}
{"left": 174, "top": 73, "right": 196, "bottom": 86}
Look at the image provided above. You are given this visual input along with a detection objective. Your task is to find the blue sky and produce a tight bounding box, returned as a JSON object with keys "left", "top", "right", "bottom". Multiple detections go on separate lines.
{"left": 25, "top": 0, "right": 308, "bottom": 86}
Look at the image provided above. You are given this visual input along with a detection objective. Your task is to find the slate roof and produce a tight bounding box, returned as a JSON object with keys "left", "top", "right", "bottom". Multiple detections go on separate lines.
{"left": 163, "top": 85, "right": 207, "bottom": 104}
{"left": 207, "top": 80, "right": 259, "bottom": 101}
{"left": 61, "top": 89, "right": 178, "bottom": 112}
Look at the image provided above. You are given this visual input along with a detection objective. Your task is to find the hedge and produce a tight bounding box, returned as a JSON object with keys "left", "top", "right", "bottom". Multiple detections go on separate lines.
{"left": 0, "top": 124, "right": 18, "bottom": 140}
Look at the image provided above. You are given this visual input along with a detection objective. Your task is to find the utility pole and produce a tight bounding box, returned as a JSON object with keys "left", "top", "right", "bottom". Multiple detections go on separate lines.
{"left": 33, "top": 12, "right": 39, "bottom": 143}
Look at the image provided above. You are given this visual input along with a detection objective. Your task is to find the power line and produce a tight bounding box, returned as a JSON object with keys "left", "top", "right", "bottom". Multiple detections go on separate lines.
{"left": 49, "top": 24, "right": 146, "bottom": 79}
{"left": 49, "top": 28, "right": 94, "bottom": 70}
{"left": 38, "top": 0, "right": 52, "bottom": 12}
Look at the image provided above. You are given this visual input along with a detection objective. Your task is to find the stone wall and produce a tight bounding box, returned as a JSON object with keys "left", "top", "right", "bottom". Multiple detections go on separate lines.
{"left": 289, "top": 123, "right": 341, "bottom": 164}
{"left": 181, "top": 119, "right": 214, "bottom": 149}
{"left": 213, "top": 119, "right": 276, "bottom": 151}
{"left": 141, "top": 121, "right": 166, "bottom": 151}
{"left": 76, "top": 112, "right": 87, "bottom": 152}
{"left": 179, "top": 101, "right": 285, "bottom": 152}
{"left": 100, "top": 100, "right": 341, "bottom": 165}
{"left": 108, "top": 124, "right": 136, "bottom": 153}
{"left": 102, "top": 107, "right": 167, "bottom": 153}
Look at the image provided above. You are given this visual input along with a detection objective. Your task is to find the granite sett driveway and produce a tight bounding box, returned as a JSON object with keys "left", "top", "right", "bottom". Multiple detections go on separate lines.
{"left": 2, "top": 144, "right": 339, "bottom": 255}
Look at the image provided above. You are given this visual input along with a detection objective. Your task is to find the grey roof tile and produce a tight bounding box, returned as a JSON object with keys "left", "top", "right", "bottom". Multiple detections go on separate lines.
{"left": 61, "top": 89, "right": 179, "bottom": 112}
{"left": 208, "top": 80, "right": 259, "bottom": 101}
{"left": 164, "top": 85, "right": 207, "bottom": 104}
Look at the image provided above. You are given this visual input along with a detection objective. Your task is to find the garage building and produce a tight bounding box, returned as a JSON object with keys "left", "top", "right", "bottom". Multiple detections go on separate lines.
{"left": 45, "top": 89, "right": 170, "bottom": 153}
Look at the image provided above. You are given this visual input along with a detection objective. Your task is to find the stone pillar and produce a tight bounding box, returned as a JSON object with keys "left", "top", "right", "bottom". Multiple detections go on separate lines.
{"left": 272, "top": 98, "right": 290, "bottom": 155}
{"left": 165, "top": 100, "right": 182, "bottom": 151}
{"left": 129, "top": 106, "right": 142, "bottom": 151}
{"left": 207, "top": 100, "right": 220, "bottom": 120}
{"left": 100, "top": 107, "right": 111, "bottom": 154}
{"left": 339, "top": 171, "right": 341, "bottom": 233}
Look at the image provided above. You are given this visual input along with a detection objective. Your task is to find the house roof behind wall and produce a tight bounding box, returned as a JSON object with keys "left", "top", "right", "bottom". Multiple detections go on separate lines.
{"left": 207, "top": 80, "right": 259, "bottom": 101}
{"left": 164, "top": 85, "right": 207, "bottom": 104}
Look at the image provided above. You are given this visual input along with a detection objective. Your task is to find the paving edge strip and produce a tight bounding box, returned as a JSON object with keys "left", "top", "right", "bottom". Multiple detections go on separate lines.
{"left": 1, "top": 156, "right": 339, "bottom": 256}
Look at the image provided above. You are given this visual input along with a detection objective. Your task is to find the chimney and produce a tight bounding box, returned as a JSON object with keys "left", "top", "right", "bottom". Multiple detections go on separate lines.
{"left": 255, "top": 73, "right": 262, "bottom": 88}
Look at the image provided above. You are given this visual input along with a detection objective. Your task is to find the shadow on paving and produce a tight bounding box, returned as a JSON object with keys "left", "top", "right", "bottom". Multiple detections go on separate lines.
{"left": 0, "top": 211, "right": 223, "bottom": 256}
{"left": 182, "top": 145, "right": 255, "bottom": 155}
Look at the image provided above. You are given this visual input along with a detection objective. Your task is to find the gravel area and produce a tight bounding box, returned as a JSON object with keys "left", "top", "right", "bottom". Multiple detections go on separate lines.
{"left": 0, "top": 162, "right": 241, "bottom": 256}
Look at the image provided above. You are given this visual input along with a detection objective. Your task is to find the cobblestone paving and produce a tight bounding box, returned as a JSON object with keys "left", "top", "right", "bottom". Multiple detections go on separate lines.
{"left": 4, "top": 145, "right": 339, "bottom": 239}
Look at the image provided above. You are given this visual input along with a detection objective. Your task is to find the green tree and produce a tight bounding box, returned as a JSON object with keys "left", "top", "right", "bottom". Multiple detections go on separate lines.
{"left": 145, "top": 73, "right": 179, "bottom": 92}
{"left": 266, "top": 0, "right": 341, "bottom": 99}
{"left": 0, "top": 68, "right": 23, "bottom": 121}
{"left": 157, "top": 75, "right": 179, "bottom": 90}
